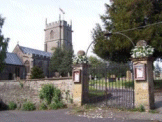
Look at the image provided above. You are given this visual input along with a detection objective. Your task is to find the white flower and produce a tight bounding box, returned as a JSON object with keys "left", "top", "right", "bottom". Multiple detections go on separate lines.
{"left": 73, "top": 55, "right": 88, "bottom": 64}
{"left": 132, "top": 54, "right": 135, "bottom": 58}
{"left": 131, "top": 45, "right": 154, "bottom": 58}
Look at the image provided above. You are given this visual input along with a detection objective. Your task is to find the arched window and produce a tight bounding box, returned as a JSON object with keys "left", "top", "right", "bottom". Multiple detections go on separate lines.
{"left": 24, "top": 60, "right": 30, "bottom": 73}
{"left": 50, "top": 30, "right": 54, "bottom": 39}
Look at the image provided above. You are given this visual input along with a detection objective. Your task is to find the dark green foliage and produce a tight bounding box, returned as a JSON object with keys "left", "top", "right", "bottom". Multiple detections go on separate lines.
{"left": 131, "top": 105, "right": 145, "bottom": 112}
{"left": 39, "top": 84, "right": 57, "bottom": 105}
{"left": 49, "top": 102, "right": 64, "bottom": 110}
{"left": 107, "top": 62, "right": 129, "bottom": 77}
{"left": 22, "top": 101, "right": 35, "bottom": 111}
{"left": 154, "top": 80, "right": 162, "bottom": 89}
{"left": 39, "top": 84, "right": 65, "bottom": 110}
{"left": 89, "top": 67, "right": 105, "bottom": 80}
{"left": 39, "top": 103, "right": 47, "bottom": 110}
{"left": 0, "top": 15, "right": 9, "bottom": 72}
{"left": 19, "top": 81, "right": 24, "bottom": 88}
{"left": 89, "top": 62, "right": 129, "bottom": 80}
{"left": 49, "top": 47, "right": 73, "bottom": 76}
{"left": 92, "top": 0, "right": 162, "bottom": 62}
{"left": 149, "top": 109, "right": 159, "bottom": 114}
{"left": 138, "top": 105, "right": 145, "bottom": 112}
{"left": 8, "top": 101, "right": 17, "bottom": 110}
{"left": 123, "top": 81, "right": 134, "bottom": 89}
{"left": 88, "top": 56, "right": 106, "bottom": 79}
{"left": 30, "top": 66, "right": 45, "bottom": 79}
{"left": 57, "top": 102, "right": 64, "bottom": 108}
{"left": 49, "top": 103, "right": 58, "bottom": 110}
{"left": 88, "top": 56, "right": 106, "bottom": 68}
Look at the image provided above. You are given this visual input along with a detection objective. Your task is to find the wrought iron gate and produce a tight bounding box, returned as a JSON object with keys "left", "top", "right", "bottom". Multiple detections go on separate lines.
{"left": 84, "top": 63, "right": 134, "bottom": 109}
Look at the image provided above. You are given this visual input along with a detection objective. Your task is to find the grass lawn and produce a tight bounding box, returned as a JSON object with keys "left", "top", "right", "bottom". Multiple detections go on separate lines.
{"left": 89, "top": 79, "right": 134, "bottom": 89}
{"left": 89, "top": 79, "right": 162, "bottom": 90}
{"left": 88, "top": 87, "right": 105, "bottom": 98}
{"left": 87, "top": 79, "right": 134, "bottom": 100}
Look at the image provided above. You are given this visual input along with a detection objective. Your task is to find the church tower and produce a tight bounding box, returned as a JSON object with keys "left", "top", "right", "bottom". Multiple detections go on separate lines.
{"left": 44, "top": 18, "right": 73, "bottom": 53}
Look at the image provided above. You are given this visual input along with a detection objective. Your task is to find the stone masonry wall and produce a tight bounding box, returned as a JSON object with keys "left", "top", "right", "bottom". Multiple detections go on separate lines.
{"left": 0, "top": 78, "right": 73, "bottom": 108}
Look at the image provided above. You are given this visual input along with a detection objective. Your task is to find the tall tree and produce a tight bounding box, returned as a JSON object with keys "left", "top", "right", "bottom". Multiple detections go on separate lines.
{"left": 92, "top": 0, "right": 162, "bottom": 63}
{"left": 0, "top": 15, "right": 9, "bottom": 72}
{"left": 59, "top": 49, "right": 73, "bottom": 76}
{"left": 88, "top": 56, "right": 106, "bottom": 68}
{"left": 30, "top": 66, "right": 45, "bottom": 79}
{"left": 49, "top": 47, "right": 73, "bottom": 76}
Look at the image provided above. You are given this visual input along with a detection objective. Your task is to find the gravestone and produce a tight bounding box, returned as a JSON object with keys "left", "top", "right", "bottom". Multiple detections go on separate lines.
{"left": 126, "top": 70, "right": 132, "bottom": 81}
{"left": 109, "top": 74, "right": 116, "bottom": 82}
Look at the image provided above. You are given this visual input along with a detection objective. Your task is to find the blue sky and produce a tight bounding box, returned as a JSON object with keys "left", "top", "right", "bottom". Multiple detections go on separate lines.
{"left": 1, "top": 0, "right": 110, "bottom": 56}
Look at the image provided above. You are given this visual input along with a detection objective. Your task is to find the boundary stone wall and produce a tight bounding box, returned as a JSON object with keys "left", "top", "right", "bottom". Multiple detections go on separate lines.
{"left": 0, "top": 77, "right": 73, "bottom": 109}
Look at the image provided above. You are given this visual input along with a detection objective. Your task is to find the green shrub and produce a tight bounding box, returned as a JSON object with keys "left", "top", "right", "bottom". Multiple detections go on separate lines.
{"left": 130, "top": 105, "right": 145, "bottom": 112}
{"left": 70, "top": 98, "right": 73, "bottom": 103}
{"left": 49, "top": 103, "right": 59, "bottom": 110}
{"left": 8, "top": 101, "right": 17, "bottom": 110}
{"left": 123, "top": 81, "right": 134, "bottom": 88}
{"left": 49, "top": 102, "right": 64, "bottom": 110}
{"left": 56, "top": 101, "right": 64, "bottom": 108}
{"left": 39, "top": 84, "right": 61, "bottom": 105}
{"left": 39, "top": 84, "right": 65, "bottom": 110}
{"left": 138, "top": 105, "right": 145, "bottom": 112}
{"left": 22, "top": 101, "right": 35, "bottom": 111}
{"left": 30, "top": 66, "right": 45, "bottom": 79}
{"left": 39, "top": 103, "right": 47, "bottom": 110}
{"left": 19, "top": 81, "right": 23, "bottom": 88}
{"left": 149, "top": 109, "right": 159, "bottom": 114}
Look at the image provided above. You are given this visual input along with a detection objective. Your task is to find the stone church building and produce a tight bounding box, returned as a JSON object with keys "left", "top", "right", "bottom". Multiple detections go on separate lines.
{"left": 0, "top": 19, "right": 73, "bottom": 80}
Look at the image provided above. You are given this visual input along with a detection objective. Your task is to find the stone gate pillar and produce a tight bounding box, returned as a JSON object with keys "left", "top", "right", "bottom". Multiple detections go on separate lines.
{"left": 72, "top": 51, "right": 89, "bottom": 106}
{"left": 131, "top": 40, "right": 155, "bottom": 110}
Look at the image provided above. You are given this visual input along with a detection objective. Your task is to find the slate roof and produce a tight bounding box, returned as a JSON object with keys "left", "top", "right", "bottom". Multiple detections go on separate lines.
{"left": 5, "top": 53, "right": 23, "bottom": 65}
{"left": 19, "top": 46, "right": 52, "bottom": 57}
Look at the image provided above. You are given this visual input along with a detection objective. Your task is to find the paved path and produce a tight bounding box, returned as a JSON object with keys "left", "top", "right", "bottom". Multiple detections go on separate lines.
{"left": 90, "top": 85, "right": 162, "bottom": 111}
{"left": 0, "top": 109, "right": 156, "bottom": 122}
{"left": 88, "top": 85, "right": 134, "bottom": 108}
{"left": 155, "top": 90, "right": 162, "bottom": 113}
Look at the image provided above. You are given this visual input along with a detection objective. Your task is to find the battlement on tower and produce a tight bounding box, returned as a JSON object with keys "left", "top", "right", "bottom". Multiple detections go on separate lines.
{"left": 44, "top": 18, "right": 73, "bottom": 53}
{"left": 46, "top": 20, "right": 72, "bottom": 30}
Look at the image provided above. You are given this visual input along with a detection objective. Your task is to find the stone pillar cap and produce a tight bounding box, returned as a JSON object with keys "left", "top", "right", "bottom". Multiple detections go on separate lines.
{"left": 136, "top": 40, "right": 147, "bottom": 47}
{"left": 77, "top": 50, "right": 85, "bottom": 56}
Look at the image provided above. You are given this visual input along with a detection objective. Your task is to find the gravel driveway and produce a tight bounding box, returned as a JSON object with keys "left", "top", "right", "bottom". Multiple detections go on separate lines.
{"left": 0, "top": 109, "right": 155, "bottom": 122}
{"left": 155, "top": 90, "right": 162, "bottom": 113}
